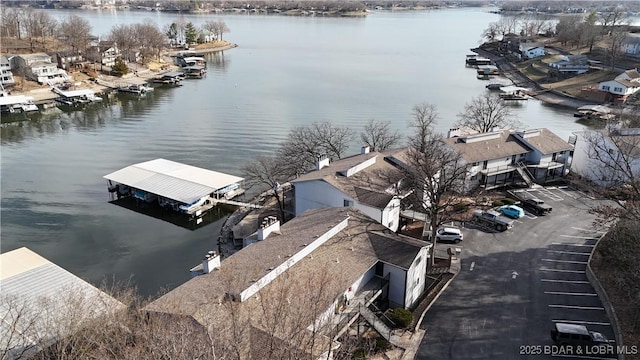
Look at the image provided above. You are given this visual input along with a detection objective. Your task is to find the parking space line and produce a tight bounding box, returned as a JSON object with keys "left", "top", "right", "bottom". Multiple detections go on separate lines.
{"left": 547, "top": 250, "right": 591, "bottom": 255}
{"left": 544, "top": 291, "right": 597, "bottom": 296}
{"left": 541, "top": 279, "right": 590, "bottom": 284}
{"left": 552, "top": 242, "right": 595, "bottom": 247}
{"left": 539, "top": 268, "right": 586, "bottom": 274}
{"left": 552, "top": 319, "right": 610, "bottom": 326}
{"left": 559, "top": 235, "right": 599, "bottom": 240}
{"left": 571, "top": 227, "right": 606, "bottom": 234}
{"left": 525, "top": 214, "right": 538, "bottom": 219}
{"left": 549, "top": 304, "right": 605, "bottom": 310}
{"left": 542, "top": 259, "right": 589, "bottom": 264}
{"left": 551, "top": 354, "right": 615, "bottom": 360}
{"left": 555, "top": 187, "right": 577, "bottom": 198}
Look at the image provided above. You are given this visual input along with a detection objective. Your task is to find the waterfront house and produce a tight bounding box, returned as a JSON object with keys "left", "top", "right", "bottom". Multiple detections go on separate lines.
{"left": 621, "top": 35, "right": 640, "bottom": 58}
{"left": 56, "top": 50, "right": 85, "bottom": 70}
{"left": 86, "top": 41, "right": 120, "bottom": 67}
{"left": 598, "top": 69, "right": 640, "bottom": 102}
{"left": 13, "top": 53, "right": 71, "bottom": 85}
{"left": 571, "top": 127, "right": 640, "bottom": 187}
{"left": 0, "top": 55, "right": 15, "bottom": 87}
{"left": 291, "top": 147, "right": 411, "bottom": 232}
{"left": 146, "top": 207, "right": 432, "bottom": 358}
{"left": 519, "top": 43, "right": 545, "bottom": 59}
{"left": 0, "top": 247, "right": 124, "bottom": 359}
{"left": 548, "top": 54, "right": 590, "bottom": 75}
{"left": 442, "top": 128, "right": 573, "bottom": 192}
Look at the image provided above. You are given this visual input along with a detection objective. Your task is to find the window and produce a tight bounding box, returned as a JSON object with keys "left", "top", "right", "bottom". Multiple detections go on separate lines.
{"left": 552, "top": 152, "right": 557, "bottom": 161}
{"left": 602, "top": 85, "right": 610, "bottom": 90}
{"left": 343, "top": 199, "right": 354, "bottom": 207}
{"left": 614, "top": 87, "right": 623, "bottom": 92}
{"left": 472, "top": 162, "right": 479, "bottom": 166}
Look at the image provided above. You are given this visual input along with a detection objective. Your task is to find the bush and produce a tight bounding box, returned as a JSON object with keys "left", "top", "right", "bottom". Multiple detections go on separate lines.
{"left": 453, "top": 202, "right": 469, "bottom": 212}
{"left": 352, "top": 348, "right": 367, "bottom": 359}
{"left": 502, "top": 198, "right": 516, "bottom": 205}
{"left": 375, "top": 338, "right": 390, "bottom": 352}
{"left": 388, "top": 308, "right": 413, "bottom": 328}
{"left": 111, "top": 57, "right": 129, "bottom": 76}
{"left": 492, "top": 200, "right": 504, "bottom": 207}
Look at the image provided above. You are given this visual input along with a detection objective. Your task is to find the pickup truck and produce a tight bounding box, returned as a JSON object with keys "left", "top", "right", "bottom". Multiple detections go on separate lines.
{"left": 471, "top": 209, "right": 514, "bottom": 231}
{"left": 520, "top": 197, "right": 552, "bottom": 215}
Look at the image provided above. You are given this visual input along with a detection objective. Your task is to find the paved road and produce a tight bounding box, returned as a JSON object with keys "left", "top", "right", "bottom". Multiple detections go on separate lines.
{"left": 417, "top": 186, "right": 618, "bottom": 360}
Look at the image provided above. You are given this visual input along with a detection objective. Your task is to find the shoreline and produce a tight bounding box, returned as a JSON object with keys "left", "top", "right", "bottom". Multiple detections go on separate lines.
{"left": 11, "top": 43, "right": 238, "bottom": 104}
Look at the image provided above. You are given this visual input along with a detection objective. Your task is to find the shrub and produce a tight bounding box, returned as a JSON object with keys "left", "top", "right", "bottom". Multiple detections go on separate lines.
{"left": 453, "top": 202, "right": 469, "bottom": 212}
{"left": 502, "top": 198, "right": 516, "bottom": 205}
{"left": 352, "top": 348, "right": 367, "bottom": 359}
{"left": 111, "top": 57, "right": 129, "bottom": 76}
{"left": 492, "top": 200, "right": 504, "bottom": 207}
{"left": 375, "top": 338, "right": 390, "bottom": 352}
{"left": 388, "top": 308, "right": 413, "bottom": 328}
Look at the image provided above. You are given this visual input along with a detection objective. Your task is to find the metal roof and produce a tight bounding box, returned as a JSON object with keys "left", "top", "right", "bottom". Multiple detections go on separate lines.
{"left": 0, "top": 248, "right": 124, "bottom": 356}
{"left": 103, "top": 158, "right": 244, "bottom": 204}
{"left": 57, "top": 89, "right": 96, "bottom": 97}
{"left": 0, "top": 95, "right": 34, "bottom": 106}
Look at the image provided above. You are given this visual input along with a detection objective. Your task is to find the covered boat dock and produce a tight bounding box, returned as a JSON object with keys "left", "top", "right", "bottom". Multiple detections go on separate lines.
{"left": 103, "top": 158, "right": 246, "bottom": 216}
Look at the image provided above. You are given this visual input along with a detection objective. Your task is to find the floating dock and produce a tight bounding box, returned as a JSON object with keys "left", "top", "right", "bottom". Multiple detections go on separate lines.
{"left": 104, "top": 159, "right": 250, "bottom": 222}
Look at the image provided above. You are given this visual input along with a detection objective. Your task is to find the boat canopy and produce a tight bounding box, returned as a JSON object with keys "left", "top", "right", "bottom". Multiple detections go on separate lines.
{"left": 499, "top": 86, "right": 529, "bottom": 93}
{"left": 57, "top": 89, "right": 96, "bottom": 98}
{"left": 0, "top": 95, "right": 34, "bottom": 106}
{"left": 182, "top": 65, "right": 205, "bottom": 71}
{"left": 104, "top": 159, "right": 244, "bottom": 204}
{"left": 161, "top": 71, "right": 184, "bottom": 78}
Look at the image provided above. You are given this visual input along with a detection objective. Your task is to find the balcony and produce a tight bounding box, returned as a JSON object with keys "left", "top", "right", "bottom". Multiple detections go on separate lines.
{"left": 480, "top": 164, "right": 517, "bottom": 176}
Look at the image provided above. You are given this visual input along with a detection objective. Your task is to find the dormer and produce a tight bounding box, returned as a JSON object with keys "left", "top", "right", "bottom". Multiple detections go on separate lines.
{"left": 338, "top": 155, "right": 377, "bottom": 177}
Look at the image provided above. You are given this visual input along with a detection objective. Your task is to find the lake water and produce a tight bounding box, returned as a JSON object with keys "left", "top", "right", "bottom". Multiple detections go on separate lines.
{"left": 1, "top": 7, "right": 587, "bottom": 297}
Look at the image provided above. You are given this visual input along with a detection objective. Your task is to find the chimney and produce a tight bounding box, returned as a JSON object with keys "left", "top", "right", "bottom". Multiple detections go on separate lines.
{"left": 202, "top": 250, "right": 221, "bottom": 274}
{"left": 316, "top": 155, "right": 330, "bottom": 170}
{"left": 257, "top": 216, "right": 280, "bottom": 241}
{"left": 361, "top": 145, "right": 370, "bottom": 154}
{"left": 448, "top": 128, "right": 461, "bottom": 138}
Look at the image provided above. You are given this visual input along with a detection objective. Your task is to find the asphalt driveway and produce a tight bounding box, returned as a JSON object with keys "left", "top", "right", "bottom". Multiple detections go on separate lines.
{"left": 417, "top": 186, "right": 617, "bottom": 360}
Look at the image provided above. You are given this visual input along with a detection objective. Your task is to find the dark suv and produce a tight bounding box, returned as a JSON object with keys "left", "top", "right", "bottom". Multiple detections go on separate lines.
{"left": 550, "top": 323, "right": 612, "bottom": 354}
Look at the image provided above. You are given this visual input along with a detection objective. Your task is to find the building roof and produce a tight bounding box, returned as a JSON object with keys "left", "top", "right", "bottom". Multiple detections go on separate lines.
{"left": 0, "top": 95, "right": 34, "bottom": 106}
{"left": 514, "top": 128, "right": 573, "bottom": 155}
{"left": 103, "top": 158, "right": 244, "bottom": 204}
{"left": 145, "top": 207, "right": 428, "bottom": 357}
{"left": 0, "top": 247, "right": 124, "bottom": 355}
{"left": 442, "top": 130, "right": 531, "bottom": 163}
{"left": 292, "top": 148, "right": 408, "bottom": 209}
{"left": 622, "top": 69, "right": 640, "bottom": 80}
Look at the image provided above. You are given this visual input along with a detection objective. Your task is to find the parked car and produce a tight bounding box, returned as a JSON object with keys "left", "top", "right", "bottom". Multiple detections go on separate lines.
{"left": 550, "top": 323, "right": 610, "bottom": 353}
{"left": 499, "top": 204, "right": 525, "bottom": 219}
{"left": 435, "top": 227, "right": 463, "bottom": 243}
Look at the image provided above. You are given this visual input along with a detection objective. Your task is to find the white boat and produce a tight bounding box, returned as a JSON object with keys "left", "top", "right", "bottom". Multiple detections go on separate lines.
{"left": 54, "top": 88, "right": 102, "bottom": 106}
{"left": 0, "top": 95, "right": 39, "bottom": 114}
{"left": 118, "top": 83, "right": 154, "bottom": 94}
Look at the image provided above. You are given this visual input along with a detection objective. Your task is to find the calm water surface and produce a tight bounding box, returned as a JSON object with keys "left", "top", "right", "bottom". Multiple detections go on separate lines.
{"left": 1, "top": 8, "right": 587, "bottom": 297}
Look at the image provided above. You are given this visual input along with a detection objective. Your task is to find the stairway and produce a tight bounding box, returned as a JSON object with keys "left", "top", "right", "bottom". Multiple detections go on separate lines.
{"left": 516, "top": 162, "right": 535, "bottom": 187}
{"left": 358, "top": 305, "right": 395, "bottom": 344}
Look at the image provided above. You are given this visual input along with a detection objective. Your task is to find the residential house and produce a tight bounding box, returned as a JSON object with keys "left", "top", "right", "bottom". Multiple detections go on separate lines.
{"left": 512, "top": 128, "right": 574, "bottom": 183}
{"left": 519, "top": 43, "right": 545, "bottom": 59}
{"left": 86, "top": 41, "right": 120, "bottom": 67}
{"left": 146, "top": 207, "right": 432, "bottom": 358}
{"left": 0, "top": 247, "right": 124, "bottom": 359}
{"left": 0, "top": 55, "right": 15, "bottom": 87}
{"left": 621, "top": 35, "right": 640, "bottom": 58}
{"left": 548, "top": 54, "right": 590, "bottom": 75}
{"left": 291, "top": 147, "right": 410, "bottom": 232}
{"left": 572, "top": 128, "right": 640, "bottom": 187}
{"left": 13, "top": 53, "right": 70, "bottom": 85}
{"left": 442, "top": 128, "right": 573, "bottom": 192}
{"left": 56, "top": 50, "right": 84, "bottom": 70}
{"left": 598, "top": 69, "right": 640, "bottom": 102}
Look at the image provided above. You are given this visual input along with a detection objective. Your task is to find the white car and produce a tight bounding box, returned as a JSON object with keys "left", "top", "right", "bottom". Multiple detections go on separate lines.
{"left": 435, "top": 227, "right": 463, "bottom": 243}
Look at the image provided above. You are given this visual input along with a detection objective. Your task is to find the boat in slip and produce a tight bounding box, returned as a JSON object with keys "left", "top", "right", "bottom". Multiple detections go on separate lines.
{"left": 117, "top": 83, "right": 154, "bottom": 94}
{"left": 53, "top": 88, "right": 102, "bottom": 106}
{"left": 182, "top": 65, "right": 207, "bottom": 79}
{"left": 498, "top": 85, "right": 530, "bottom": 101}
{"left": 0, "top": 95, "right": 39, "bottom": 113}
{"left": 151, "top": 71, "right": 184, "bottom": 86}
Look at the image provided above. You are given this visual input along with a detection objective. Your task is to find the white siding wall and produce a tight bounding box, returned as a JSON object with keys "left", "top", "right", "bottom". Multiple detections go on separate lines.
{"left": 382, "top": 198, "right": 401, "bottom": 232}
{"left": 571, "top": 133, "right": 640, "bottom": 187}
{"left": 385, "top": 264, "right": 407, "bottom": 308}
{"left": 294, "top": 181, "right": 351, "bottom": 216}
{"left": 356, "top": 202, "right": 383, "bottom": 226}
{"left": 404, "top": 247, "right": 429, "bottom": 308}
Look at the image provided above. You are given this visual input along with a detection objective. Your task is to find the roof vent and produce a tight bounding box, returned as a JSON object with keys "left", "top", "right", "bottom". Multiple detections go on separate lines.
{"left": 335, "top": 258, "right": 340, "bottom": 263}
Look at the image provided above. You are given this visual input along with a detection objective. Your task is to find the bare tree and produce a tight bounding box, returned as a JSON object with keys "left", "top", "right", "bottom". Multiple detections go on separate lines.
{"left": 482, "top": 21, "right": 500, "bottom": 42}
{"left": 455, "top": 93, "right": 519, "bottom": 134}
{"left": 599, "top": 6, "right": 627, "bottom": 36}
{"left": 133, "top": 20, "right": 166, "bottom": 61}
{"left": 555, "top": 15, "right": 582, "bottom": 47}
{"left": 607, "top": 27, "right": 629, "bottom": 71}
{"left": 581, "top": 11, "right": 600, "bottom": 52}
{"left": 241, "top": 155, "right": 290, "bottom": 222}
{"left": 212, "top": 20, "right": 230, "bottom": 41}
{"left": 278, "top": 121, "right": 354, "bottom": 178}
{"left": 109, "top": 24, "right": 137, "bottom": 59}
{"left": 360, "top": 119, "right": 401, "bottom": 152}
{"left": 405, "top": 105, "right": 468, "bottom": 267}
{"left": 59, "top": 15, "right": 92, "bottom": 53}
{"left": 202, "top": 20, "right": 218, "bottom": 41}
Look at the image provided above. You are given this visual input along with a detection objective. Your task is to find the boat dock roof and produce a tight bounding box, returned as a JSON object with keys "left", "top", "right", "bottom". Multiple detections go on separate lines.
{"left": 0, "top": 95, "right": 35, "bottom": 106}
{"left": 103, "top": 158, "right": 244, "bottom": 204}
{"left": 56, "top": 89, "right": 96, "bottom": 98}
{"left": 160, "top": 71, "right": 184, "bottom": 78}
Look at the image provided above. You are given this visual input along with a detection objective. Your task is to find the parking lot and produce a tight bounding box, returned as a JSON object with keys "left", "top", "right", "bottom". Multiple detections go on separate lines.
{"left": 417, "top": 186, "right": 619, "bottom": 360}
